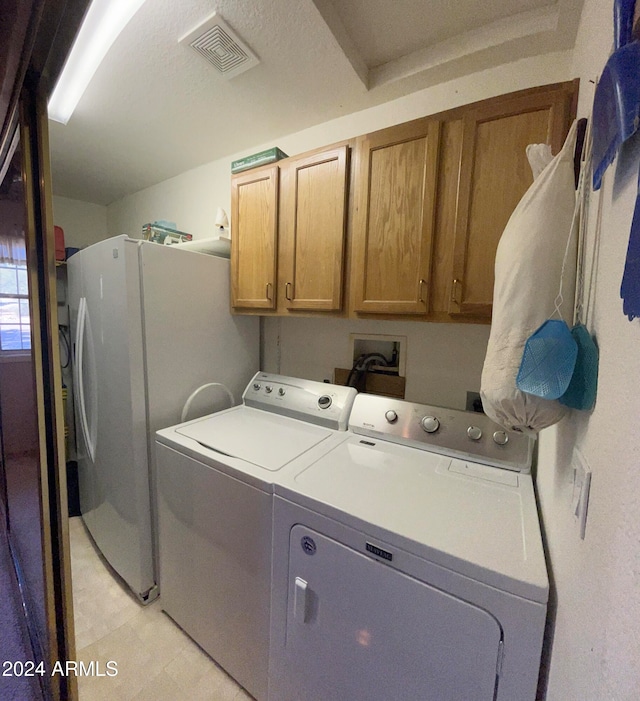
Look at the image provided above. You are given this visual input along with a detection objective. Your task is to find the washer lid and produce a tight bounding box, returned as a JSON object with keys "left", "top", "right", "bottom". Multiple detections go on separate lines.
{"left": 290, "top": 436, "right": 548, "bottom": 602}
{"left": 176, "top": 407, "right": 333, "bottom": 471}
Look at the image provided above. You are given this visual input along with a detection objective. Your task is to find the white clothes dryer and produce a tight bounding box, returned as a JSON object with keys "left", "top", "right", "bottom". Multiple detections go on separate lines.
{"left": 270, "top": 393, "right": 548, "bottom": 701}
{"left": 155, "top": 373, "right": 356, "bottom": 701}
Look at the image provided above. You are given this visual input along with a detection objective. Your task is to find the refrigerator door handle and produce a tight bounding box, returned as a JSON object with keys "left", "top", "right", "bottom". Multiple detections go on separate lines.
{"left": 74, "top": 297, "right": 96, "bottom": 462}
{"left": 72, "top": 297, "right": 86, "bottom": 449}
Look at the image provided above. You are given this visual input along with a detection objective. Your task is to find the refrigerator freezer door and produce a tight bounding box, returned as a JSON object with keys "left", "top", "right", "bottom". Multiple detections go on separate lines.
{"left": 275, "top": 524, "right": 502, "bottom": 701}
{"left": 72, "top": 237, "right": 154, "bottom": 600}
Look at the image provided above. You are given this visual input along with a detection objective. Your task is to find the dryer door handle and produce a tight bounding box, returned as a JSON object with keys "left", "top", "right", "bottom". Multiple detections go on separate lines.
{"left": 294, "top": 577, "right": 309, "bottom": 623}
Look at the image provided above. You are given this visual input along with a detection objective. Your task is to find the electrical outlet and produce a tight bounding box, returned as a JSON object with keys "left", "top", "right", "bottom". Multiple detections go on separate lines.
{"left": 571, "top": 449, "right": 592, "bottom": 540}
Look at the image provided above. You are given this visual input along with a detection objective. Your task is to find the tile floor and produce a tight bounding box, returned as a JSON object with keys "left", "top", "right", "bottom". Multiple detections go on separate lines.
{"left": 69, "top": 516, "right": 253, "bottom": 701}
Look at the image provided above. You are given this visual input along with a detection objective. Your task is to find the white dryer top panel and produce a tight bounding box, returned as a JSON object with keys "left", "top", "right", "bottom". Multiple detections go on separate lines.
{"left": 176, "top": 407, "right": 333, "bottom": 471}
{"left": 288, "top": 435, "right": 548, "bottom": 602}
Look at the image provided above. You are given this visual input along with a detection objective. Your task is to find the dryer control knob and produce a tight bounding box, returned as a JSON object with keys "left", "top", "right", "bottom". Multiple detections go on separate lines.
{"left": 278, "top": 387, "right": 286, "bottom": 396}
{"left": 265, "top": 385, "right": 273, "bottom": 394}
{"left": 253, "top": 383, "right": 261, "bottom": 391}
{"left": 493, "top": 430, "right": 509, "bottom": 446}
{"left": 318, "top": 395, "right": 332, "bottom": 409}
{"left": 467, "top": 426, "right": 482, "bottom": 441}
{"left": 421, "top": 416, "right": 440, "bottom": 433}
{"left": 385, "top": 410, "right": 398, "bottom": 423}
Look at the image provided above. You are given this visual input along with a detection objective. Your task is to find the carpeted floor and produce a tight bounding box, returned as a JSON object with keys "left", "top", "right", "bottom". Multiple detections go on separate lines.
{"left": 0, "top": 521, "right": 43, "bottom": 701}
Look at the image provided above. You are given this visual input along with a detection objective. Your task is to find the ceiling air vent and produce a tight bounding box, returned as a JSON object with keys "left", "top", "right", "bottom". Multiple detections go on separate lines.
{"left": 179, "top": 12, "right": 259, "bottom": 79}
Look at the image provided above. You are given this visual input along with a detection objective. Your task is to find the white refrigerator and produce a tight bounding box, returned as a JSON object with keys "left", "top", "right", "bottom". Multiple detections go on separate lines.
{"left": 68, "top": 235, "right": 259, "bottom": 602}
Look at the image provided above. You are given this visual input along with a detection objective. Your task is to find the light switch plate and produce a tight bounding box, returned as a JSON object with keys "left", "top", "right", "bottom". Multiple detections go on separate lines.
{"left": 572, "top": 448, "right": 592, "bottom": 540}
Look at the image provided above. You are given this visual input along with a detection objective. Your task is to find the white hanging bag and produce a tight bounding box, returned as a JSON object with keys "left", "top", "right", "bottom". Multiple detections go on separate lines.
{"left": 480, "top": 121, "right": 578, "bottom": 433}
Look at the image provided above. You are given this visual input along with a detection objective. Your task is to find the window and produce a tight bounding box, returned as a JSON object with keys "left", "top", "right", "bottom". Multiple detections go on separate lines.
{"left": 0, "top": 258, "right": 30, "bottom": 351}
{"left": 0, "top": 131, "right": 30, "bottom": 353}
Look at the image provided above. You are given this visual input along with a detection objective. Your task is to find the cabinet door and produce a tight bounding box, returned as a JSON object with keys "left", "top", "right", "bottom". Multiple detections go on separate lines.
{"left": 352, "top": 119, "right": 440, "bottom": 314}
{"left": 231, "top": 165, "right": 279, "bottom": 309}
{"left": 449, "top": 86, "right": 575, "bottom": 318}
{"left": 280, "top": 146, "right": 349, "bottom": 311}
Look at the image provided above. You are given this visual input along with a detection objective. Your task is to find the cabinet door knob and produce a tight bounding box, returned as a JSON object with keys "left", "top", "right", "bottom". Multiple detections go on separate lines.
{"left": 285, "top": 282, "right": 293, "bottom": 301}
{"left": 266, "top": 282, "right": 272, "bottom": 301}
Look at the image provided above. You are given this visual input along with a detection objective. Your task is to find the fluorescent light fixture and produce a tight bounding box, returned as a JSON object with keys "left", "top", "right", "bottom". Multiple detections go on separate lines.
{"left": 0, "top": 128, "right": 20, "bottom": 186}
{"left": 48, "top": 0, "right": 147, "bottom": 124}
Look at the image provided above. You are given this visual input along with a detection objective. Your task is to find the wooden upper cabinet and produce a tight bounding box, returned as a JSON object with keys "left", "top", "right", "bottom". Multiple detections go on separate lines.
{"left": 228, "top": 81, "right": 577, "bottom": 321}
{"left": 280, "top": 145, "right": 349, "bottom": 311}
{"left": 231, "top": 165, "right": 279, "bottom": 309}
{"left": 352, "top": 119, "right": 441, "bottom": 314}
{"left": 448, "top": 84, "right": 576, "bottom": 318}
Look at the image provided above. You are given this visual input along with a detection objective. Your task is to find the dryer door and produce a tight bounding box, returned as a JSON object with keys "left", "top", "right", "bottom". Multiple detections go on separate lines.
{"left": 278, "top": 525, "right": 502, "bottom": 701}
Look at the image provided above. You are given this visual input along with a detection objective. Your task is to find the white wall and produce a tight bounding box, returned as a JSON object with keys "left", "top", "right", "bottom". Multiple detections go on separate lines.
{"left": 536, "top": 1, "right": 640, "bottom": 699}
{"left": 262, "top": 316, "right": 490, "bottom": 408}
{"left": 52, "top": 196, "right": 108, "bottom": 249}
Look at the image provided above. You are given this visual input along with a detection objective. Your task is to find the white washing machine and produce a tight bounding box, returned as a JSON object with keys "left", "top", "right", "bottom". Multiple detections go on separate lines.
{"left": 155, "top": 373, "right": 356, "bottom": 701}
{"left": 270, "top": 393, "right": 548, "bottom": 701}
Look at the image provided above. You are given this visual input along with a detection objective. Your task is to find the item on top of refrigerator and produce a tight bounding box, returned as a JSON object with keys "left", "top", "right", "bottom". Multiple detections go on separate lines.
{"left": 54, "top": 225, "right": 65, "bottom": 260}
{"left": 141, "top": 222, "right": 193, "bottom": 245}
{"left": 231, "top": 147, "right": 288, "bottom": 173}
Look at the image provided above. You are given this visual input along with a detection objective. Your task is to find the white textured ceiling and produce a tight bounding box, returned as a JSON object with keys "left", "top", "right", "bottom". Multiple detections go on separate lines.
{"left": 326, "top": 0, "right": 556, "bottom": 68}
{"left": 48, "top": 0, "right": 584, "bottom": 205}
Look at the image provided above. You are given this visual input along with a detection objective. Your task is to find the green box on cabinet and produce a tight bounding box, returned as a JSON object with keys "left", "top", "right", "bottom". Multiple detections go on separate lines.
{"left": 231, "top": 147, "right": 288, "bottom": 173}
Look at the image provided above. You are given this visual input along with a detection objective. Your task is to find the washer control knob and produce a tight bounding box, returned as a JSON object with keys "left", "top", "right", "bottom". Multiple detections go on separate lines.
{"left": 318, "top": 395, "right": 332, "bottom": 410}
{"left": 493, "top": 430, "right": 509, "bottom": 446}
{"left": 265, "top": 385, "right": 273, "bottom": 394}
{"left": 420, "top": 416, "right": 440, "bottom": 433}
{"left": 278, "top": 387, "right": 286, "bottom": 396}
{"left": 385, "top": 410, "right": 398, "bottom": 424}
{"left": 467, "top": 426, "right": 482, "bottom": 441}
{"left": 253, "top": 383, "right": 261, "bottom": 391}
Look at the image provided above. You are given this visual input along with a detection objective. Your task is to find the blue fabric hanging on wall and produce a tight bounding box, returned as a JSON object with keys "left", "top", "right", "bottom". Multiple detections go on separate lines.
{"left": 621, "top": 166, "right": 640, "bottom": 319}
{"left": 592, "top": 0, "right": 638, "bottom": 190}
{"left": 591, "top": 0, "right": 640, "bottom": 320}
{"left": 591, "top": 40, "right": 640, "bottom": 192}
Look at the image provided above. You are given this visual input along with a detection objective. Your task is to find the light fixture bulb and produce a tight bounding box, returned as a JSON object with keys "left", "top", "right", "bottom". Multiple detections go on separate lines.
{"left": 48, "top": 0, "right": 147, "bottom": 125}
